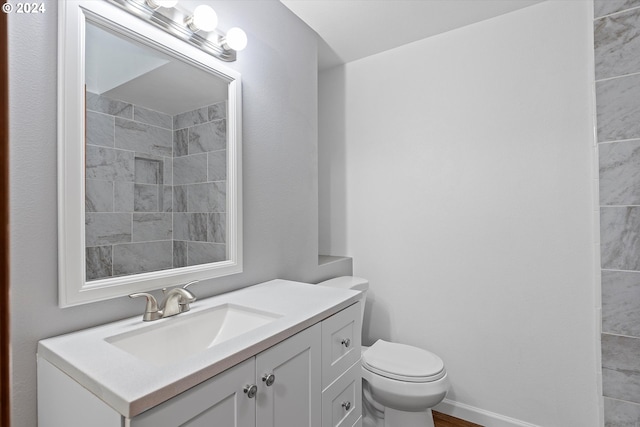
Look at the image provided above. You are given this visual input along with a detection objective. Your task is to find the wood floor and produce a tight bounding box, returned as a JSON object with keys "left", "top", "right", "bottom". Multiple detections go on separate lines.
{"left": 433, "top": 411, "right": 484, "bottom": 427}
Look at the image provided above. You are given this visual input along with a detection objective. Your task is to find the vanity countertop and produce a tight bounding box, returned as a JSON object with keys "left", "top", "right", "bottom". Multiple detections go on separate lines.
{"left": 38, "top": 280, "right": 360, "bottom": 418}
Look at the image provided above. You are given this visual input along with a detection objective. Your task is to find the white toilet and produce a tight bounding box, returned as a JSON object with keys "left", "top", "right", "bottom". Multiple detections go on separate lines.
{"left": 318, "top": 276, "right": 449, "bottom": 427}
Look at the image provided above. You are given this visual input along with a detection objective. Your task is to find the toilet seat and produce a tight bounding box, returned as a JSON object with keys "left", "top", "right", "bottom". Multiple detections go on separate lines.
{"left": 362, "top": 340, "right": 446, "bottom": 383}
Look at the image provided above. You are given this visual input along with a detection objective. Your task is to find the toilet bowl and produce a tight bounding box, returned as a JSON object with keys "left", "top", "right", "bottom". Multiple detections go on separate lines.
{"left": 361, "top": 341, "right": 449, "bottom": 427}
{"left": 318, "top": 276, "right": 450, "bottom": 427}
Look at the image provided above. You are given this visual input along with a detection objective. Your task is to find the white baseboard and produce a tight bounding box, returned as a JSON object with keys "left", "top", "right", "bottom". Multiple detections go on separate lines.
{"left": 434, "top": 399, "right": 542, "bottom": 427}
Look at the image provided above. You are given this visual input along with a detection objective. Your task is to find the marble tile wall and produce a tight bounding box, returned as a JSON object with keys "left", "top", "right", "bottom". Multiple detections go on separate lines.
{"left": 85, "top": 93, "right": 227, "bottom": 280}
{"left": 85, "top": 93, "right": 174, "bottom": 280}
{"left": 172, "top": 102, "right": 227, "bottom": 268}
{"left": 595, "top": 1, "right": 640, "bottom": 423}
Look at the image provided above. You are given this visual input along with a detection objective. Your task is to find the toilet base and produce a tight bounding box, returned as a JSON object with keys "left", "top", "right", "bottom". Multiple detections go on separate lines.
{"left": 362, "top": 378, "right": 437, "bottom": 427}
{"left": 385, "top": 407, "right": 434, "bottom": 427}
{"left": 363, "top": 404, "right": 435, "bottom": 427}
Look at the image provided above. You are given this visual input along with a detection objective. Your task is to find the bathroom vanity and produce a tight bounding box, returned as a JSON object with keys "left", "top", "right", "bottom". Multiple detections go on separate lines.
{"left": 38, "top": 280, "right": 363, "bottom": 427}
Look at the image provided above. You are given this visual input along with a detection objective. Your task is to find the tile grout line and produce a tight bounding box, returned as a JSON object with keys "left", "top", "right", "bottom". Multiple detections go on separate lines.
{"left": 594, "top": 4, "right": 640, "bottom": 21}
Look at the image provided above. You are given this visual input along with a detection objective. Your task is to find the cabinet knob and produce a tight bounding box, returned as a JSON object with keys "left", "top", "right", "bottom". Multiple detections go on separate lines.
{"left": 342, "top": 401, "right": 352, "bottom": 411}
{"left": 262, "top": 373, "right": 276, "bottom": 387}
{"left": 244, "top": 384, "right": 257, "bottom": 399}
{"left": 341, "top": 338, "right": 351, "bottom": 348}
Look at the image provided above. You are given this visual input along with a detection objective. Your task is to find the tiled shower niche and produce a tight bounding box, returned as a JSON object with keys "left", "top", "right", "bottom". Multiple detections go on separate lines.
{"left": 85, "top": 92, "right": 227, "bottom": 281}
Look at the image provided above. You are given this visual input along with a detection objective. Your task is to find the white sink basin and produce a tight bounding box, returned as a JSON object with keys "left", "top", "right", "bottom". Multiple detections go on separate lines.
{"left": 106, "top": 304, "right": 282, "bottom": 366}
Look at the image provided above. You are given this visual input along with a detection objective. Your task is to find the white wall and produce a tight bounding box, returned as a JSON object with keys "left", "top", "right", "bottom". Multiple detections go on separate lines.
{"left": 9, "top": 1, "right": 351, "bottom": 425}
{"left": 320, "top": 1, "right": 599, "bottom": 426}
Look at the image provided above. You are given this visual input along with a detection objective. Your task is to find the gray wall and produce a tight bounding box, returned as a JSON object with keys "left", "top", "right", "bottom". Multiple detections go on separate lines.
{"left": 8, "top": 1, "right": 351, "bottom": 425}
{"left": 595, "top": 0, "right": 640, "bottom": 424}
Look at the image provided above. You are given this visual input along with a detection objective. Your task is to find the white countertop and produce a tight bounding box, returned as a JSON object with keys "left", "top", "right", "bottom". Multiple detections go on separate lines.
{"left": 38, "top": 279, "right": 360, "bottom": 418}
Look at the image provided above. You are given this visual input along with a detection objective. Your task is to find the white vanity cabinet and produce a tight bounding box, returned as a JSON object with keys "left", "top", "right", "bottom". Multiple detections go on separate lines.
{"left": 38, "top": 295, "right": 362, "bottom": 427}
{"left": 131, "top": 324, "right": 321, "bottom": 427}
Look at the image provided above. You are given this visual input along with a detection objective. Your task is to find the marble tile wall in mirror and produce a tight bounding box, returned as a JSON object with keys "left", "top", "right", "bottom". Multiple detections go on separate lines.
{"left": 85, "top": 92, "right": 228, "bottom": 280}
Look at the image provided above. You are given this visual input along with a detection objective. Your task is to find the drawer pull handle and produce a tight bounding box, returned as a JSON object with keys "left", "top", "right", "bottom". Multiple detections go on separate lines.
{"left": 262, "top": 373, "right": 276, "bottom": 386}
{"left": 341, "top": 338, "right": 351, "bottom": 348}
{"left": 244, "top": 384, "right": 257, "bottom": 399}
{"left": 342, "top": 401, "right": 352, "bottom": 411}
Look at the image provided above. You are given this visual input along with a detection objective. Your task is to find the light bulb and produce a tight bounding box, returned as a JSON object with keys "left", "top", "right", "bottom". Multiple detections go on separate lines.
{"left": 145, "top": 0, "right": 178, "bottom": 8}
{"left": 224, "top": 27, "right": 248, "bottom": 51}
{"left": 190, "top": 5, "right": 218, "bottom": 32}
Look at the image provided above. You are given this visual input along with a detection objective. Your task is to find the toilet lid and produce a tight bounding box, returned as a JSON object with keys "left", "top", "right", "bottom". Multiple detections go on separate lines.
{"left": 362, "top": 340, "right": 445, "bottom": 383}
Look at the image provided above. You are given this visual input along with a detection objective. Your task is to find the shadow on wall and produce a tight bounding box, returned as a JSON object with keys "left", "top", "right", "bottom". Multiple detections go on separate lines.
{"left": 318, "top": 63, "right": 347, "bottom": 258}
{"left": 362, "top": 293, "right": 391, "bottom": 347}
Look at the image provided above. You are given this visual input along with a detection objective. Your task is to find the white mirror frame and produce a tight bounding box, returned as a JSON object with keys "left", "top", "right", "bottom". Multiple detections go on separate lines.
{"left": 58, "top": 0, "right": 242, "bottom": 307}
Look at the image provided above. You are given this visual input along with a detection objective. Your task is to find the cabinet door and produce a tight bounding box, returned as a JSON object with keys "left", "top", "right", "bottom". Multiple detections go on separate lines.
{"left": 256, "top": 323, "right": 321, "bottom": 427}
{"left": 130, "top": 358, "right": 256, "bottom": 427}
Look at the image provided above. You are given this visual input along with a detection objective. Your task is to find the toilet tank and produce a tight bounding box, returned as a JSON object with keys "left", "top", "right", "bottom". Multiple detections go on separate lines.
{"left": 317, "top": 276, "right": 368, "bottom": 325}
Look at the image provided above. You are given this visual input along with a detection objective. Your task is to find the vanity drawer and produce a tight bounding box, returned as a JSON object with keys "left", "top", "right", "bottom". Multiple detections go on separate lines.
{"left": 322, "top": 302, "right": 361, "bottom": 388}
{"left": 321, "top": 360, "right": 362, "bottom": 427}
{"left": 352, "top": 416, "right": 362, "bottom": 427}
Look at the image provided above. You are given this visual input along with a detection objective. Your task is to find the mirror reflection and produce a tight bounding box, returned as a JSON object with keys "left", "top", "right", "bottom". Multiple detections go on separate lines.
{"left": 84, "top": 22, "right": 230, "bottom": 281}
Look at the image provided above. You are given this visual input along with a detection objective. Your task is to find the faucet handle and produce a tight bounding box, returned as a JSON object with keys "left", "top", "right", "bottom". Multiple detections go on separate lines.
{"left": 129, "top": 292, "right": 162, "bottom": 321}
{"left": 162, "top": 280, "right": 198, "bottom": 295}
{"left": 180, "top": 280, "right": 198, "bottom": 303}
{"left": 182, "top": 280, "right": 199, "bottom": 290}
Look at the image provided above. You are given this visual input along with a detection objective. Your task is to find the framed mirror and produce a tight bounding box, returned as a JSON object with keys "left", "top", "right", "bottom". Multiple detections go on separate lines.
{"left": 58, "top": 1, "right": 242, "bottom": 307}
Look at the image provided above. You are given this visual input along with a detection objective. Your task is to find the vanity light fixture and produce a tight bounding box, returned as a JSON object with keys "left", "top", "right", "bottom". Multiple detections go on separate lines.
{"left": 145, "top": 0, "right": 178, "bottom": 9}
{"left": 185, "top": 5, "right": 218, "bottom": 33}
{"left": 110, "top": 0, "right": 248, "bottom": 62}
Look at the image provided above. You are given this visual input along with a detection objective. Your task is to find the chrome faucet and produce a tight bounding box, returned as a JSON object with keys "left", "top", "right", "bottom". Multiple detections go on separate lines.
{"left": 129, "top": 280, "right": 198, "bottom": 321}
